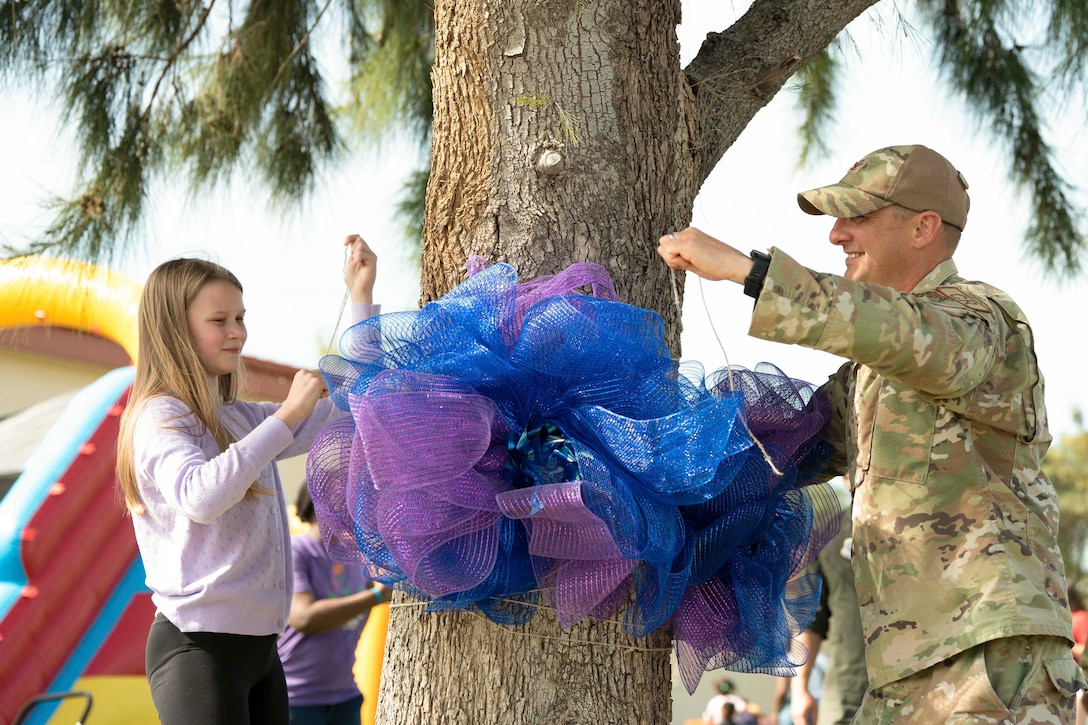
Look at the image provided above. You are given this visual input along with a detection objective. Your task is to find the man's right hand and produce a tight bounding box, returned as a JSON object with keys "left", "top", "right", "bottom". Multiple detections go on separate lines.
{"left": 657, "top": 226, "right": 755, "bottom": 284}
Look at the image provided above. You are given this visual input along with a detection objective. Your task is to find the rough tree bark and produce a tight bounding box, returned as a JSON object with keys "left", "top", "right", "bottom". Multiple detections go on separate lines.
{"left": 382, "top": 0, "right": 877, "bottom": 722}
{"left": 419, "top": 0, "right": 697, "bottom": 350}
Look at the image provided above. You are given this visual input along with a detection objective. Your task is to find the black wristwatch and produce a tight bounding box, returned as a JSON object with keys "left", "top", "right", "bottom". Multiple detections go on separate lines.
{"left": 743, "top": 250, "right": 771, "bottom": 299}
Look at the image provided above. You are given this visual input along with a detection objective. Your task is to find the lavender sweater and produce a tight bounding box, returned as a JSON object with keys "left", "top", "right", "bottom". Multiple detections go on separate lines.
{"left": 130, "top": 304, "right": 378, "bottom": 635}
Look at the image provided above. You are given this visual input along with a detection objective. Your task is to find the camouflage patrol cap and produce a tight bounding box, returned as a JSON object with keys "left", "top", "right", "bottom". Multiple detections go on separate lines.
{"left": 797, "top": 145, "right": 971, "bottom": 230}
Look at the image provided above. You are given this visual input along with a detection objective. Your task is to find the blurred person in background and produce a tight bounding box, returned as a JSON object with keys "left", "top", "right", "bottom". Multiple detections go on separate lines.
{"left": 277, "top": 484, "right": 391, "bottom": 725}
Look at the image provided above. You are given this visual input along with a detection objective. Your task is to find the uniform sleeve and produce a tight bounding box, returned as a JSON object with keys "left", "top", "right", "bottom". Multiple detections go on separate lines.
{"left": 135, "top": 397, "right": 294, "bottom": 524}
{"left": 818, "top": 368, "right": 851, "bottom": 479}
{"left": 749, "top": 250, "right": 1007, "bottom": 399}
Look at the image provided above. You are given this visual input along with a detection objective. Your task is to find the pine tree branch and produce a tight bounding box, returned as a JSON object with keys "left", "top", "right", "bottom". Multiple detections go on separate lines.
{"left": 683, "top": 0, "right": 879, "bottom": 187}
{"left": 268, "top": 0, "right": 335, "bottom": 93}
{"left": 142, "top": 0, "right": 216, "bottom": 125}
{"left": 922, "top": 0, "right": 1086, "bottom": 274}
{"left": 792, "top": 46, "right": 839, "bottom": 168}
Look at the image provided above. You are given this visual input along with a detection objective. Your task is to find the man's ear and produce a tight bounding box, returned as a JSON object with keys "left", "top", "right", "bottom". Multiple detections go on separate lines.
{"left": 912, "top": 210, "right": 944, "bottom": 249}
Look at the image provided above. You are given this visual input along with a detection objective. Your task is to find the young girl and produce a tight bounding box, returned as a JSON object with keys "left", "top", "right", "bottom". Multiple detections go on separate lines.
{"left": 116, "top": 235, "right": 378, "bottom": 725}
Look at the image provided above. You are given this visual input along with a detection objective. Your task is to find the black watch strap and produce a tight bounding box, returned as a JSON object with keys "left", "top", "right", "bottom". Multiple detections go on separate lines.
{"left": 743, "top": 250, "right": 771, "bottom": 299}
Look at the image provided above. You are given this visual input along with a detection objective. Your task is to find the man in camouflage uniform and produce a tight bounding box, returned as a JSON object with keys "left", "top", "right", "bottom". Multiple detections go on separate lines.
{"left": 658, "top": 144, "right": 1087, "bottom": 724}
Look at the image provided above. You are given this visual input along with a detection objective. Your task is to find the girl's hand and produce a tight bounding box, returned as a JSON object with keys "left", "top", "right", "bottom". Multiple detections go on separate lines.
{"left": 344, "top": 234, "right": 378, "bottom": 304}
{"left": 274, "top": 369, "right": 329, "bottom": 428}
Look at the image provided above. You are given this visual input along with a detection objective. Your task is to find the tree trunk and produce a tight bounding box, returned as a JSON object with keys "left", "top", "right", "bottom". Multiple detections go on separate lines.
{"left": 419, "top": 0, "right": 696, "bottom": 351}
{"left": 387, "top": 0, "right": 689, "bottom": 721}
{"left": 388, "top": 0, "right": 882, "bottom": 721}
{"left": 378, "top": 594, "right": 672, "bottom": 723}
{"left": 684, "top": 0, "right": 879, "bottom": 184}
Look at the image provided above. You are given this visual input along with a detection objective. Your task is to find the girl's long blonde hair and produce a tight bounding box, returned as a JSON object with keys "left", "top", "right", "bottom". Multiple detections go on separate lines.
{"left": 116, "top": 258, "right": 269, "bottom": 513}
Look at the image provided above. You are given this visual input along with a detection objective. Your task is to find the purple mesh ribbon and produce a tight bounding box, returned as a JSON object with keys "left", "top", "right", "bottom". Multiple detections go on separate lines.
{"left": 307, "top": 259, "right": 840, "bottom": 693}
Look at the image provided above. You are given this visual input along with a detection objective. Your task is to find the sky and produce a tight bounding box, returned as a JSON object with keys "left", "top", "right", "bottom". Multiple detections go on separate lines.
{"left": 2, "top": 2, "right": 1087, "bottom": 441}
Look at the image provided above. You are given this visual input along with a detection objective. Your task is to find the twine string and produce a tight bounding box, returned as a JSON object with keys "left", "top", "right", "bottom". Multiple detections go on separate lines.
{"left": 384, "top": 594, "right": 674, "bottom": 653}
{"left": 327, "top": 246, "right": 359, "bottom": 354}
{"left": 672, "top": 268, "right": 783, "bottom": 477}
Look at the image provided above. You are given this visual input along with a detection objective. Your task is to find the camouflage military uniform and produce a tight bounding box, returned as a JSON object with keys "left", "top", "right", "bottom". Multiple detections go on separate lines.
{"left": 748, "top": 249, "right": 1086, "bottom": 717}
{"left": 856, "top": 635, "right": 1079, "bottom": 723}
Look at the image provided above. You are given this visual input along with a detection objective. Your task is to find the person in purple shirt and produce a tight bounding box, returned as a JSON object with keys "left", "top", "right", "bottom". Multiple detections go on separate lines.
{"left": 278, "top": 484, "right": 391, "bottom": 725}
{"left": 115, "top": 235, "right": 379, "bottom": 725}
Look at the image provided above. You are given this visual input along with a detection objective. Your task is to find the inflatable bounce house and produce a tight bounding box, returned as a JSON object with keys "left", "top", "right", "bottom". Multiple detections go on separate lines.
{"left": 0, "top": 257, "right": 386, "bottom": 725}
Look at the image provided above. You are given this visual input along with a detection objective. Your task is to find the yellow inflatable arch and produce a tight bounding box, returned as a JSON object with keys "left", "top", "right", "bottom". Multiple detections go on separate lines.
{"left": 0, "top": 255, "right": 387, "bottom": 725}
{"left": 0, "top": 255, "right": 141, "bottom": 361}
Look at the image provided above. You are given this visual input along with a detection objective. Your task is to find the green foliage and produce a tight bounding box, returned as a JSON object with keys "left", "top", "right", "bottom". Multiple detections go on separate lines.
{"left": 516, "top": 94, "right": 551, "bottom": 108}
{"left": 792, "top": 46, "right": 839, "bottom": 167}
{"left": 555, "top": 104, "right": 582, "bottom": 146}
{"left": 515, "top": 95, "right": 582, "bottom": 146}
{"left": 394, "top": 166, "right": 428, "bottom": 246}
{"left": 0, "top": 0, "right": 434, "bottom": 262}
{"left": 795, "top": 0, "right": 1087, "bottom": 275}
{"left": 1048, "top": 0, "right": 1088, "bottom": 83}
{"left": 344, "top": 0, "right": 433, "bottom": 145}
{"left": 920, "top": 0, "right": 1085, "bottom": 275}
{"left": 2, "top": 0, "right": 1086, "bottom": 270}
{"left": 1044, "top": 423, "right": 1088, "bottom": 588}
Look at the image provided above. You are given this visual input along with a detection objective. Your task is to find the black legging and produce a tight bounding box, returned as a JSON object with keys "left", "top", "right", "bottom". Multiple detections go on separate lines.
{"left": 146, "top": 613, "right": 288, "bottom": 725}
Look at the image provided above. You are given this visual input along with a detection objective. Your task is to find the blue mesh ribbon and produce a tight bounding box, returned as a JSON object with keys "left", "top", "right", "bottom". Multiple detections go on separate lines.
{"left": 306, "top": 259, "right": 840, "bottom": 693}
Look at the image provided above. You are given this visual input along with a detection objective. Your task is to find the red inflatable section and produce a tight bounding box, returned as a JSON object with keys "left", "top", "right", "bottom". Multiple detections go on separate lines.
{"left": 0, "top": 388, "right": 148, "bottom": 724}
{"left": 85, "top": 593, "right": 156, "bottom": 676}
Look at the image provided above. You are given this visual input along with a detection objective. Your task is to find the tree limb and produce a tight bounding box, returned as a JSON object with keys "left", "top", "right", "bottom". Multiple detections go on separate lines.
{"left": 683, "top": 0, "right": 878, "bottom": 186}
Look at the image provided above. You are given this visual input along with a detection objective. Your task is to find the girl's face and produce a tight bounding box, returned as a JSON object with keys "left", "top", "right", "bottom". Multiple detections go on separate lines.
{"left": 187, "top": 280, "right": 247, "bottom": 379}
